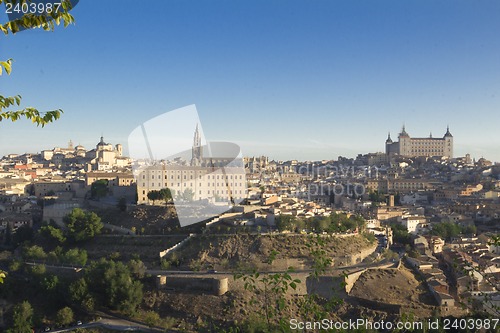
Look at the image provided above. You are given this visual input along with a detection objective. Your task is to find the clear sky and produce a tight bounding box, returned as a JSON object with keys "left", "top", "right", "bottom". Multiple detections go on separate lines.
{"left": 1, "top": 0, "right": 500, "bottom": 162}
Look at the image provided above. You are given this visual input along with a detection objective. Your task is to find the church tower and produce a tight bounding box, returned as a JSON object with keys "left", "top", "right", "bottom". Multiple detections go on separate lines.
{"left": 191, "top": 124, "right": 202, "bottom": 166}
{"left": 385, "top": 132, "right": 393, "bottom": 155}
{"left": 443, "top": 126, "right": 453, "bottom": 158}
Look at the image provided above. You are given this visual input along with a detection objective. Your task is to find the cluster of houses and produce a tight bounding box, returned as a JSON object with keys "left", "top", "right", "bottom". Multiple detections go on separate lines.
{"left": 0, "top": 137, "right": 135, "bottom": 237}
{"left": 0, "top": 136, "right": 498, "bottom": 324}
{"left": 240, "top": 153, "right": 500, "bottom": 317}
{"left": 0, "top": 194, "right": 36, "bottom": 235}
{"left": 405, "top": 236, "right": 455, "bottom": 313}
{"left": 405, "top": 234, "right": 500, "bottom": 316}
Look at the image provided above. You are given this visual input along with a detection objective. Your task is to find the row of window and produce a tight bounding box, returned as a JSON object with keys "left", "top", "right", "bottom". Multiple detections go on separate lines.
{"left": 142, "top": 189, "right": 244, "bottom": 195}
{"left": 141, "top": 174, "right": 243, "bottom": 180}
{"left": 392, "top": 183, "right": 425, "bottom": 188}
{"left": 141, "top": 196, "right": 244, "bottom": 202}
{"left": 410, "top": 149, "right": 444, "bottom": 153}
{"left": 411, "top": 142, "right": 445, "bottom": 145}
{"left": 142, "top": 182, "right": 244, "bottom": 188}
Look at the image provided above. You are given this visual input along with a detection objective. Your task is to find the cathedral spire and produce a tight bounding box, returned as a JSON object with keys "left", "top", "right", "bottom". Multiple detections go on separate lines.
{"left": 191, "top": 124, "right": 202, "bottom": 166}
{"left": 193, "top": 124, "right": 201, "bottom": 147}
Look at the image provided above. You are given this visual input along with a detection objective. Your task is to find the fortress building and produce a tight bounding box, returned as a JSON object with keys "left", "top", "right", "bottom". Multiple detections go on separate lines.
{"left": 385, "top": 126, "right": 453, "bottom": 158}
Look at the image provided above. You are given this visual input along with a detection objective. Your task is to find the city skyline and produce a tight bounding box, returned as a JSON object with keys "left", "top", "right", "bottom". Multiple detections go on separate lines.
{"left": 0, "top": 123, "right": 495, "bottom": 163}
{"left": 1, "top": 1, "right": 500, "bottom": 161}
{"left": 1, "top": 124, "right": 491, "bottom": 164}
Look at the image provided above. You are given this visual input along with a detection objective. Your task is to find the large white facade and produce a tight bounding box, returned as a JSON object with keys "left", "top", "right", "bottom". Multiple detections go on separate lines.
{"left": 386, "top": 126, "right": 453, "bottom": 158}
{"left": 136, "top": 165, "right": 246, "bottom": 204}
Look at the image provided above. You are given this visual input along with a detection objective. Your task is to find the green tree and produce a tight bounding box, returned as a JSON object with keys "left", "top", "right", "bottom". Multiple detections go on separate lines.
{"left": 84, "top": 258, "right": 143, "bottom": 314}
{"left": 232, "top": 234, "right": 346, "bottom": 332}
{"left": 68, "top": 278, "right": 88, "bottom": 304}
{"left": 294, "top": 218, "right": 306, "bottom": 232}
{"left": 22, "top": 245, "right": 47, "bottom": 261}
{"left": 343, "top": 217, "right": 357, "bottom": 231}
{"left": 127, "top": 259, "right": 146, "bottom": 279}
{"left": 91, "top": 179, "right": 109, "bottom": 199}
{"left": 147, "top": 190, "right": 160, "bottom": 204}
{"left": 8, "top": 301, "right": 33, "bottom": 333}
{"left": 9, "top": 260, "right": 22, "bottom": 272}
{"left": 40, "top": 274, "right": 59, "bottom": 293}
{"left": 431, "top": 221, "right": 462, "bottom": 240}
{"left": 390, "top": 223, "right": 412, "bottom": 245}
{"left": 27, "top": 264, "right": 46, "bottom": 276}
{"left": 275, "top": 215, "right": 296, "bottom": 232}
{"left": 40, "top": 224, "right": 66, "bottom": 244}
{"left": 81, "top": 295, "right": 95, "bottom": 311}
{"left": 61, "top": 248, "right": 88, "bottom": 266}
{"left": 349, "top": 214, "right": 366, "bottom": 232}
{"left": 235, "top": 268, "right": 300, "bottom": 330}
{"left": 55, "top": 307, "right": 74, "bottom": 327}
{"left": 47, "top": 246, "right": 63, "bottom": 264}
{"left": 159, "top": 188, "right": 173, "bottom": 204}
{"left": 64, "top": 208, "right": 103, "bottom": 242}
{"left": 312, "top": 216, "right": 329, "bottom": 232}
{"left": 143, "top": 310, "right": 160, "bottom": 328}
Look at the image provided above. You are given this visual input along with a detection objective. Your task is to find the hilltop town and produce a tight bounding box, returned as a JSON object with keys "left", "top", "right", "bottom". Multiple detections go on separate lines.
{"left": 1, "top": 126, "right": 500, "bottom": 331}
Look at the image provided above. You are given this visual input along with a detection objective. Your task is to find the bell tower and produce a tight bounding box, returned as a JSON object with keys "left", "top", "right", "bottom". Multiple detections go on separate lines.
{"left": 398, "top": 125, "right": 411, "bottom": 156}
{"left": 385, "top": 132, "right": 393, "bottom": 155}
{"left": 443, "top": 125, "right": 453, "bottom": 158}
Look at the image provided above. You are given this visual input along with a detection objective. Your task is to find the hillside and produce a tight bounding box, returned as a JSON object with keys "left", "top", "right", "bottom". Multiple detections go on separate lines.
{"left": 82, "top": 235, "right": 186, "bottom": 265}
{"left": 89, "top": 205, "right": 203, "bottom": 235}
{"left": 169, "top": 233, "right": 376, "bottom": 271}
{"left": 349, "top": 266, "right": 436, "bottom": 318}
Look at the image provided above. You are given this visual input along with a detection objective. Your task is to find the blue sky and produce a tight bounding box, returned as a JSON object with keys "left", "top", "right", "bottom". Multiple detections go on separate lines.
{"left": 1, "top": 0, "right": 500, "bottom": 161}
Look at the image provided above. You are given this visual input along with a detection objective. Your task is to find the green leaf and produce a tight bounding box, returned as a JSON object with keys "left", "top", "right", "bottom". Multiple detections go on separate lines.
{"left": 0, "top": 59, "right": 13, "bottom": 75}
{"left": 10, "top": 21, "right": 19, "bottom": 34}
{"left": 278, "top": 298, "right": 285, "bottom": 310}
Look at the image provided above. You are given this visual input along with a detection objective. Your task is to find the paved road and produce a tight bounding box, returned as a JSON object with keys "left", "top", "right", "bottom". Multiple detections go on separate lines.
{"left": 45, "top": 314, "right": 164, "bottom": 333}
